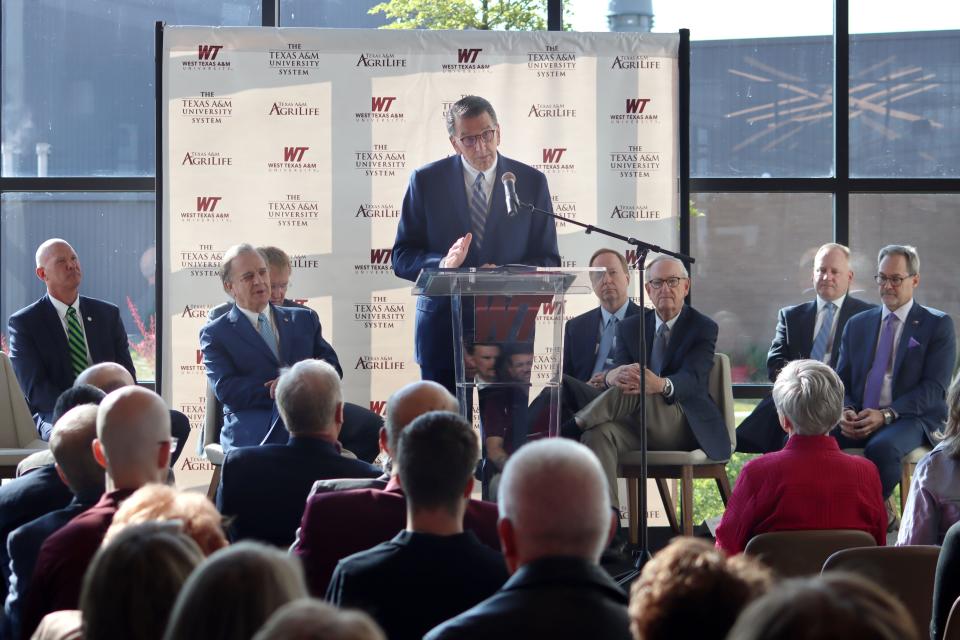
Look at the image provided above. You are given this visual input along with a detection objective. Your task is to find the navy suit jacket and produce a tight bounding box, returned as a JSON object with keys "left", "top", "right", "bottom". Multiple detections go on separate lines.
{"left": 7, "top": 295, "right": 135, "bottom": 439}
{"left": 200, "top": 303, "right": 342, "bottom": 450}
{"left": 836, "top": 302, "right": 956, "bottom": 442}
{"left": 611, "top": 305, "right": 729, "bottom": 460}
{"left": 392, "top": 153, "right": 560, "bottom": 369}
{"left": 562, "top": 302, "right": 642, "bottom": 382}
{"left": 767, "top": 295, "right": 876, "bottom": 381}
{"left": 3, "top": 496, "right": 95, "bottom": 640}
{"left": 215, "top": 436, "right": 380, "bottom": 548}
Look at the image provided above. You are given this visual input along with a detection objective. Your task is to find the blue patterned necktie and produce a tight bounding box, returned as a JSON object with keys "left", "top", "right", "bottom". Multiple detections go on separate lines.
{"left": 258, "top": 312, "right": 279, "bottom": 360}
{"left": 863, "top": 313, "right": 898, "bottom": 409}
{"left": 809, "top": 301, "right": 837, "bottom": 362}
{"left": 592, "top": 316, "right": 619, "bottom": 376}
{"left": 469, "top": 172, "right": 487, "bottom": 248}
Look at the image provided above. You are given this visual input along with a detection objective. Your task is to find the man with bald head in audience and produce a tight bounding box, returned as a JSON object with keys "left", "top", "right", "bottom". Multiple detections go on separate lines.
{"left": 293, "top": 380, "right": 500, "bottom": 596}
{"left": 7, "top": 238, "right": 136, "bottom": 440}
{"left": 20, "top": 386, "right": 172, "bottom": 639}
{"left": 4, "top": 405, "right": 105, "bottom": 640}
{"left": 426, "top": 439, "right": 630, "bottom": 640}
{"left": 216, "top": 360, "right": 381, "bottom": 547}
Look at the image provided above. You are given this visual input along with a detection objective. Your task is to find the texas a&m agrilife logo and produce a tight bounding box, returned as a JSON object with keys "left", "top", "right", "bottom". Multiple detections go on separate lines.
{"left": 527, "top": 103, "right": 577, "bottom": 119}
{"left": 179, "top": 245, "right": 223, "bottom": 278}
{"left": 526, "top": 44, "right": 577, "bottom": 78}
{"left": 355, "top": 355, "right": 405, "bottom": 371}
{"left": 356, "top": 96, "right": 405, "bottom": 123}
{"left": 181, "top": 151, "right": 232, "bottom": 167}
{"left": 267, "top": 43, "right": 320, "bottom": 76}
{"left": 180, "top": 93, "right": 232, "bottom": 124}
{"left": 355, "top": 203, "right": 400, "bottom": 219}
{"left": 181, "top": 44, "right": 231, "bottom": 71}
{"left": 179, "top": 303, "right": 215, "bottom": 320}
{"left": 268, "top": 146, "right": 319, "bottom": 173}
{"left": 180, "top": 196, "right": 230, "bottom": 223}
{"left": 268, "top": 101, "right": 321, "bottom": 117}
{"left": 610, "top": 55, "right": 662, "bottom": 70}
{"left": 354, "top": 145, "right": 407, "bottom": 177}
{"left": 610, "top": 204, "right": 662, "bottom": 220}
{"left": 610, "top": 98, "right": 658, "bottom": 123}
{"left": 356, "top": 52, "right": 407, "bottom": 68}
{"left": 354, "top": 297, "right": 407, "bottom": 329}
{"left": 266, "top": 194, "right": 320, "bottom": 228}
{"left": 354, "top": 250, "right": 394, "bottom": 276}
{"left": 609, "top": 146, "right": 661, "bottom": 179}
{"left": 442, "top": 48, "right": 491, "bottom": 73}
{"left": 532, "top": 147, "right": 575, "bottom": 174}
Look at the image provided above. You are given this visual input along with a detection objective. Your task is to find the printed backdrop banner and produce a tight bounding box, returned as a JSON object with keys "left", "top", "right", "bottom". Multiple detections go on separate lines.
{"left": 161, "top": 26, "right": 680, "bottom": 522}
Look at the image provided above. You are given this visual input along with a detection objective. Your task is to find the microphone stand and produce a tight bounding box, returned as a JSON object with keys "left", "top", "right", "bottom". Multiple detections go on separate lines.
{"left": 514, "top": 197, "right": 694, "bottom": 579}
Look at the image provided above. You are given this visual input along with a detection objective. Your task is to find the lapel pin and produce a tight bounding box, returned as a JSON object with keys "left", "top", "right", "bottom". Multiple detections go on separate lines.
{"left": 86, "top": 317, "right": 93, "bottom": 322}
{"left": 284, "top": 318, "right": 289, "bottom": 322}
{"left": 912, "top": 320, "right": 919, "bottom": 325}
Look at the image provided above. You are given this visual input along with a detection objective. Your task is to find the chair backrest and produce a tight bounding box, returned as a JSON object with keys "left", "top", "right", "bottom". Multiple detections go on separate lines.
{"left": 944, "top": 595, "right": 960, "bottom": 640}
{"left": 744, "top": 529, "right": 877, "bottom": 578}
{"left": 707, "top": 352, "right": 736, "bottom": 454}
{"left": 0, "top": 352, "right": 40, "bottom": 448}
{"left": 203, "top": 379, "right": 223, "bottom": 449}
{"left": 823, "top": 545, "right": 941, "bottom": 637}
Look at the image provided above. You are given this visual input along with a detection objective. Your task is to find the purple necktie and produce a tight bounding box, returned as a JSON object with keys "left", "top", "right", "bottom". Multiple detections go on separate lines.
{"left": 863, "top": 313, "right": 898, "bottom": 409}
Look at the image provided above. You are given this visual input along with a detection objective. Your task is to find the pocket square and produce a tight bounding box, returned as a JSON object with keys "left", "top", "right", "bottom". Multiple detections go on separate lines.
{"left": 908, "top": 336, "right": 921, "bottom": 349}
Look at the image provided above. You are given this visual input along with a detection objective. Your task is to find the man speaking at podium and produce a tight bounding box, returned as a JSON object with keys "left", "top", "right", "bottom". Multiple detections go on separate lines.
{"left": 392, "top": 95, "right": 560, "bottom": 394}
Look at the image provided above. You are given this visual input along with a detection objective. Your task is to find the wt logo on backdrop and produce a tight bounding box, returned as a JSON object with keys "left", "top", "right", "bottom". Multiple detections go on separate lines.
{"left": 196, "top": 196, "right": 221, "bottom": 212}
{"left": 371, "top": 97, "right": 397, "bottom": 112}
{"left": 625, "top": 98, "right": 651, "bottom": 114}
{"left": 283, "top": 146, "right": 309, "bottom": 162}
{"left": 542, "top": 148, "right": 567, "bottom": 163}
{"left": 457, "top": 48, "right": 482, "bottom": 63}
{"left": 197, "top": 45, "right": 223, "bottom": 60}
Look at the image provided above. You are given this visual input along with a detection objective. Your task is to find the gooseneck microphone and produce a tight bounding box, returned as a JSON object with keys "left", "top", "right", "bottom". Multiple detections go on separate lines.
{"left": 501, "top": 171, "right": 521, "bottom": 217}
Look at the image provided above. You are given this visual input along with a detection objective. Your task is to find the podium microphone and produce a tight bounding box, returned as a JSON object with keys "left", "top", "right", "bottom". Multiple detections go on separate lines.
{"left": 502, "top": 171, "right": 521, "bottom": 217}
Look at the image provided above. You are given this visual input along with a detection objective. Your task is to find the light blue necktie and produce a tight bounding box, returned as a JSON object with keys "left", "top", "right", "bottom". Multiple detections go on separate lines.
{"left": 592, "top": 316, "right": 619, "bottom": 376}
{"left": 258, "top": 312, "right": 279, "bottom": 360}
{"left": 469, "top": 172, "right": 487, "bottom": 248}
{"left": 809, "top": 301, "right": 837, "bottom": 362}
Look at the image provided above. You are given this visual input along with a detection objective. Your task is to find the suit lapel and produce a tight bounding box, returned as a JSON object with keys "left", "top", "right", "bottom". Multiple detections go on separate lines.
{"left": 892, "top": 303, "right": 923, "bottom": 383}
{"left": 446, "top": 155, "right": 474, "bottom": 258}
{"left": 662, "top": 305, "right": 690, "bottom": 370}
{"left": 41, "top": 296, "right": 71, "bottom": 377}
{"left": 832, "top": 297, "right": 856, "bottom": 363}
{"left": 77, "top": 297, "right": 102, "bottom": 362}
{"left": 860, "top": 308, "right": 883, "bottom": 372}
{"left": 273, "top": 305, "right": 293, "bottom": 367}
{"left": 642, "top": 308, "right": 656, "bottom": 361}
{"left": 228, "top": 305, "right": 278, "bottom": 365}
{"left": 480, "top": 156, "right": 507, "bottom": 264}
{"left": 795, "top": 301, "right": 817, "bottom": 357}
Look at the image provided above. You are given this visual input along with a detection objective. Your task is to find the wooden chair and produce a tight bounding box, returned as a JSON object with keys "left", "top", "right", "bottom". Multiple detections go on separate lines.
{"left": 944, "top": 595, "right": 960, "bottom": 640}
{"left": 0, "top": 352, "right": 48, "bottom": 478}
{"left": 201, "top": 380, "right": 225, "bottom": 500}
{"left": 841, "top": 445, "right": 930, "bottom": 513}
{"left": 618, "top": 352, "right": 735, "bottom": 538}
{"left": 823, "top": 545, "right": 940, "bottom": 636}
{"left": 743, "top": 529, "right": 876, "bottom": 578}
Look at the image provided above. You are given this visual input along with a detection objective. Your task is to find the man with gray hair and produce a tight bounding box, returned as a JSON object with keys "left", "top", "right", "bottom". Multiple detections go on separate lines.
{"left": 834, "top": 244, "right": 956, "bottom": 527}
{"left": 216, "top": 359, "right": 380, "bottom": 548}
{"left": 564, "top": 255, "right": 728, "bottom": 511}
{"left": 715, "top": 359, "right": 886, "bottom": 554}
{"left": 200, "top": 243, "right": 341, "bottom": 450}
{"left": 426, "top": 438, "right": 630, "bottom": 640}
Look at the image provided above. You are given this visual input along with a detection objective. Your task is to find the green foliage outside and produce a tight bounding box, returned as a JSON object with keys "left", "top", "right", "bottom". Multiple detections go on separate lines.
{"left": 369, "top": 0, "right": 570, "bottom": 31}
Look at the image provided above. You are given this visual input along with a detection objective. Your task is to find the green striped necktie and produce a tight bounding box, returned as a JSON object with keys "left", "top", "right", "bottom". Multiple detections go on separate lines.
{"left": 66, "top": 306, "right": 89, "bottom": 377}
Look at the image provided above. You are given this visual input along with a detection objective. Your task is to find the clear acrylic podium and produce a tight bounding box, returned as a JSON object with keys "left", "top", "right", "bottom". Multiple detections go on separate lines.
{"left": 412, "top": 266, "right": 600, "bottom": 498}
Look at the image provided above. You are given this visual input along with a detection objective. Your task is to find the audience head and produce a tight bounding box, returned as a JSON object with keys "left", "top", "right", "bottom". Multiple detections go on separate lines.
{"left": 75, "top": 362, "right": 135, "bottom": 393}
{"left": 590, "top": 248, "right": 630, "bottom": 313}
{"left": 220, "top": 243, "right": 271, "bottom": 313}
{"left": 258, "top": 246, "right": 292, "bottom": 306}
{"left": 252, "top": 600, "right": 385, "bottom": 640}
{"left": 498, "top": 439, "right": 612, "bottom": 572}
{"left": 876, "top": 244, "right": 920, "bottom": 311}
{"left": 163, "top": 542, "right": 308, "bottom": 640}
{"left": 497, "top": 344, "right": 534, "bottom": 384}
{"left": 49, "top": 404, "right": 105, "bottom": 499}
{"left": 383, "top": 381, "right": 458, "bottom": 458}
{"left": 629, "top": 537, "right": 773, "bottom": 640}
{"left": 105, "top": 484, "right": 227, "bottom": 556}
{"left": 727, "top": 572, "right": 917, "bottom": 640}
{"left": 813, "top": 243, "right": 853, "bottom": 302}
{"left": 275, "top": 360, "right": 343, "bottom": 439}
{"left": 94, "top": 386, "right": 172, "bottom": 490}
{"left": 772, "top": 359, "right": 844, "bottom": 436}
{"left": 81, "top": 522, "right": 203, "bottom": 640}
{"left": 644, "top": 256, "right": 690, "bottom": 322}
{"left": 35, "top": 238, "right": 82, "bottom": 302}
{"left": 52, "top": 384, "right": 106, "bottom": 424}
{"left": 941, "top": 373, "right": 960, "bottom": 458}
{"left": 396, "top": 412, "right": 478, "bottom": 516}
{"left": 468, "top": 342, "right": 500, "bottom": 382}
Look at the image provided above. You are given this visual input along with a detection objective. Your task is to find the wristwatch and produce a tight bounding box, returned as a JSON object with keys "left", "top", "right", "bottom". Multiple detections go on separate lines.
{"left": 661, "top": 378, "right": 673, "bottom": 398}
{"left": 882, "top": 408, "right": 896, "bottom": 425}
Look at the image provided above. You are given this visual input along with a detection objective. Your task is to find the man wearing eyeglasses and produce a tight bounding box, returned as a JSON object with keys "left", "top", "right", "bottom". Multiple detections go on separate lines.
{"left": 392, "top": 95, "right": 560, "bottom": 395}
{"left": 736, "top": 243, "right": 875, "bottom": 454}
{"left": 834, "top": 244, "right": 955, "bottom": 521}
{"left": 564, "top": 256, "right": 728, "bottom": 508}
